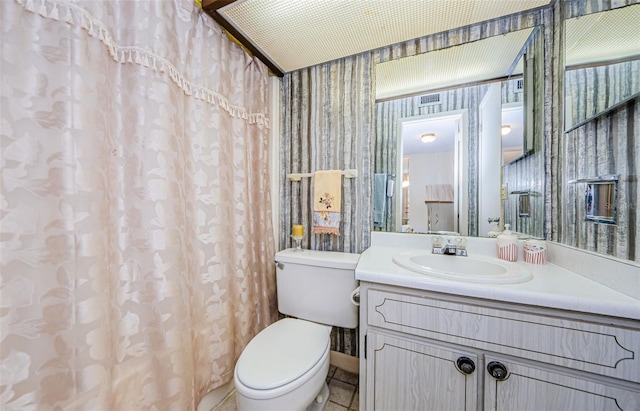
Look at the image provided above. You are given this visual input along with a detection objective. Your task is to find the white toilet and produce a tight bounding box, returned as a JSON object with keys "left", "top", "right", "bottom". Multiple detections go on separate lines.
{"left": 233, "top": 249, "right": 360, "bottom": 411}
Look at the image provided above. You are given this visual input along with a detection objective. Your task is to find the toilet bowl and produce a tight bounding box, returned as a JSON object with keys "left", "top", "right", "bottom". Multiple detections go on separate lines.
{"left": 234, "top": 318, "right": 331, "bottom": 411}
{"left": 233, "top": 249, "right": 360, "bottom": 411}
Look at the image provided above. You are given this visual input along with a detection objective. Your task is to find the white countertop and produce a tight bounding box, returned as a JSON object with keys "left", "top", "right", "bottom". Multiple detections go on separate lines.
{"left": 356, "top": 233, "right": 640, "bottom": 321}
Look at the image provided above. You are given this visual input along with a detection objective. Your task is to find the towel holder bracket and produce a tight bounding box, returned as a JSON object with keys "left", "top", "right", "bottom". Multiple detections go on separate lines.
{"left": 287, "top": 169, "right": 358, "bottom": 182}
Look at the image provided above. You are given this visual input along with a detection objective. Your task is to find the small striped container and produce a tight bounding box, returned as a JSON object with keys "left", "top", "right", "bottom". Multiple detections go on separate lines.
{"left": 524, "top": 240, "right": 547, "bottom": 264}
{"left": 498, "top": 243, "right": 518, "bottom": 262}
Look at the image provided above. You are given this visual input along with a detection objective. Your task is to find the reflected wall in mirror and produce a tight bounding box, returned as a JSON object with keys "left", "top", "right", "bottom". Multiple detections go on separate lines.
{"left": 374, "top": 27, "right": 544, "bottom": 238}
{"left": 501, "top": 102, "right": 524, "bottom": 164}
{"left": 564, "top": 3, "right": 640, "bottom": 131}
{"left": 502, "top": 26, "right": 545, "bottom": 239}
{"left": 500, "top": 53, "right": 528, "bottom": 166}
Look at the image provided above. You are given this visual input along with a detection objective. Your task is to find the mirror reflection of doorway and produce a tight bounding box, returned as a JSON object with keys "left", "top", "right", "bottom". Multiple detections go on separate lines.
{"left": 397, "top": 110, "right": 468, "bottom": 235}
{"left": 501, "top": 102, "right": 525, "bottom": 164}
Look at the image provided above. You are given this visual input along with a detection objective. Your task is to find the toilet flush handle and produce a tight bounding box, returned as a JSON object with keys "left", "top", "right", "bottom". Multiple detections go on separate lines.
{"left": 274, "top": 261, "right": 284, "bottom": 270}
{"left": 350, "top": 286, "right": 360, "bottom": 306}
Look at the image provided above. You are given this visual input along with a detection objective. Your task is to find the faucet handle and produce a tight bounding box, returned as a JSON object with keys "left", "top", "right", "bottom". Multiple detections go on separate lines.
{"left": 431, "top": 236, "right": 445, "bottom": 254}
{"left": 455, "top": 237, "right": 468, "bottom": 256}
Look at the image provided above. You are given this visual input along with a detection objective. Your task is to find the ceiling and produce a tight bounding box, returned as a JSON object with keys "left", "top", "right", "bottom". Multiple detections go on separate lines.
{"left": 565, "top": 3, "right": 640, "bottom": 68}
{"left": 203, "top": 0, "right": 551, "bottom": 76}
{"left": 401, "top": 103, "right": 523, "bottom": 157}
{"left": 402, "top": 116, "right": 457, "bottom": 156}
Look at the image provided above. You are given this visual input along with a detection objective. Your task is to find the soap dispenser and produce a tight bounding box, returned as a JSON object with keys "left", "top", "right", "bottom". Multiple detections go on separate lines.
{"left": 497, "top": 224, "right": 518, "bottom": 262}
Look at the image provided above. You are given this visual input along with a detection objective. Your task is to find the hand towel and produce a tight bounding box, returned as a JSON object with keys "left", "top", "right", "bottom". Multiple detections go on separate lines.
{"left": 373, "top": 173, "right": 387, "bottom": 227}
{"left": 312, "top": 170, "right": 342, "bottom": 235}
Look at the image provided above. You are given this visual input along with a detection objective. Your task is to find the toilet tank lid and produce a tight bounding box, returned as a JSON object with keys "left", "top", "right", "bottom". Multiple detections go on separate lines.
{"left": 275, "top": 249, "right": 360, "bottom": 269}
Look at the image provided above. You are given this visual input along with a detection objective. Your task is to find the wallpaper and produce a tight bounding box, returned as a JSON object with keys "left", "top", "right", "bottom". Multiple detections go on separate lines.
{"left": 279, "top": 55, "right": 375, "bottom": 356}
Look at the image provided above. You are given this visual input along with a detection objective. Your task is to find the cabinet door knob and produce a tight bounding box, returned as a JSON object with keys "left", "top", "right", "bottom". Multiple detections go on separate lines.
{"left": 456, "top": 356, "right": 476, "bottom": 375}
{"left": 487, "top": 361, "right": 509, "bottom": 380}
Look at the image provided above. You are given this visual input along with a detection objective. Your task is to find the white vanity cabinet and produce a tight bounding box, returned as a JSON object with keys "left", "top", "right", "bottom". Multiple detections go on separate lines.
{"left": 484, "top": 356, "right": 640, "bottom": 410}
{"left": 360, "top": 283, "right": 640, "bottom": 411}
{"left": 366, "top": 331, "right": 478, "bottom": 410}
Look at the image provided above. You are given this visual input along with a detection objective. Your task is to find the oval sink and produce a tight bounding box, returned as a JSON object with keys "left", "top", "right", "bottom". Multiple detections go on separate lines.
{"left": 392, "top": 251, "right": 532, "bottom": 284}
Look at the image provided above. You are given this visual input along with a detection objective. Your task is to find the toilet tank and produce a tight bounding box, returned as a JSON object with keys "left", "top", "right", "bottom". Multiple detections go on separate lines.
{"left": 275, "top": 249, "right": 360, "bottom": 329}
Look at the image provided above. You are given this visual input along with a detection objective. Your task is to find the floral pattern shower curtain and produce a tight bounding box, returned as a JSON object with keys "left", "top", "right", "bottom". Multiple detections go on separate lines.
{"left": 1, "top": 0, "right": 277, "bottom": 409}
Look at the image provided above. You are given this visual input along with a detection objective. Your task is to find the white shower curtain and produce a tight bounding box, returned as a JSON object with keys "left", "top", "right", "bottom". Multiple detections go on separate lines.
{"left": 0, "top": 0, "right": 277, "bottom": 409}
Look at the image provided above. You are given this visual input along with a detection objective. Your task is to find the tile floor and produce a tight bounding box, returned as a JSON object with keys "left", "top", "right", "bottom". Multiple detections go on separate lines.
{"left": 212, "top": 365, "right": 359, "bottom": 411}
{"left": 324, "top": 366, "right": 360, "bottom": 411}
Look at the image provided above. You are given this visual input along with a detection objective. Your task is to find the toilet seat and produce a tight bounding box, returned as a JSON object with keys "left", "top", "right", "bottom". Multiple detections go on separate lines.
{"left": 235, "top": 318, "right": 331, "bottom": 391}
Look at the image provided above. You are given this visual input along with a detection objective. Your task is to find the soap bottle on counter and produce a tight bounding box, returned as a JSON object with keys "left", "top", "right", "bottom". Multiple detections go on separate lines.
{"left": 497, "top": 224, "right": 518, "bottom": 262}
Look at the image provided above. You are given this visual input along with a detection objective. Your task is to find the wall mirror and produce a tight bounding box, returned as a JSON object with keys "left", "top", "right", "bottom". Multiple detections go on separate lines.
{"left": 564, "top": 3, "right": 640, "bottom": 131}
{"left": 373, "top": 27, "right": 543, "bottom": 237}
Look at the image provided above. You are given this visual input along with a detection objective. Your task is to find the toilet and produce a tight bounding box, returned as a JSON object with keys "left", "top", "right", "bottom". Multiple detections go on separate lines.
{"left": 233, "top": 249, "right": 360, "bottom": 411}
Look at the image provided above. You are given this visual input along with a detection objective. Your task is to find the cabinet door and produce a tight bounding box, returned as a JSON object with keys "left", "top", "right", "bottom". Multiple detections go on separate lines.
{"left": 484, "top": 357, "right": 640, "bottom": 411}
{"left": 366, "top": 331, "right": 478, "bottom": 411}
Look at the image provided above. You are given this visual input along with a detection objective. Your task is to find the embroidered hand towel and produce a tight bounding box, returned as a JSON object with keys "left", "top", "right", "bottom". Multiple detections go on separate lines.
{"left": 312, "top": 170, "right": 342, "bottom": 235}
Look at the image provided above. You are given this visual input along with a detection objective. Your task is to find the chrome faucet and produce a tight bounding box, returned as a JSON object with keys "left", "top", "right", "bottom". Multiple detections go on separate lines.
{"left": 444, "top": 239, "right": 457, "bottom": 255}
{"left": 432, "top": 236, "right": 468, "bottom": 256}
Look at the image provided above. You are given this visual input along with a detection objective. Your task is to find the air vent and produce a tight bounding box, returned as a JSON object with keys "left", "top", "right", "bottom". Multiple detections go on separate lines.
{"left": 513, "top": 78, "right": 524, "bottom": 93}
{"left": 418, "top": 93, "right": 441, "bottom": 106}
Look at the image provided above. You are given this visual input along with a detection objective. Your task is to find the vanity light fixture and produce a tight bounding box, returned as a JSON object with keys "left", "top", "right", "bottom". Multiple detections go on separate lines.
{"left": 501, "top": 125, "right": 512, "bottom": 136}
{"left": 420, "top": 133, "right": 437, "bottom": 143}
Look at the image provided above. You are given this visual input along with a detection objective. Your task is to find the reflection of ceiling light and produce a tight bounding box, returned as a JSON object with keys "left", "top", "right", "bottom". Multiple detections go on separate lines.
{"left": 501, "top": 125, "right": 512, "bottom": 136}
{"left": 402, "top": 174, "right": 410, "bottom": 188}
{"left": 420, "top": 133, "right": 436, "bottom": 143}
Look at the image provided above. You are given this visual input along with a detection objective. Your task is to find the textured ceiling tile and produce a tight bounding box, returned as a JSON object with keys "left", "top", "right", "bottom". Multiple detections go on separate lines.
{"left": 221, "top": 0, "right": 550, "bottom": 73}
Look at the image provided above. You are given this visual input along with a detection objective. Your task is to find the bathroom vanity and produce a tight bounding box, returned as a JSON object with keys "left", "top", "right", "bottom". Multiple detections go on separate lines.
{"left": 356, "top": 233, "right": 640, "bottom": 411}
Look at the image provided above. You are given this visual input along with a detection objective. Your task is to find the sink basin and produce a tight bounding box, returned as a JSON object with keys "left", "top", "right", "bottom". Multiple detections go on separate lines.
{"left": 392, "top": 251, "right": 533, "bottom": 284}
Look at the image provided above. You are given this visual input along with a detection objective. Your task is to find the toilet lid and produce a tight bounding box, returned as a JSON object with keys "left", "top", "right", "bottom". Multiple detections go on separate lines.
{"left": 236, "top": 318, "right": 330, "bottom": 390}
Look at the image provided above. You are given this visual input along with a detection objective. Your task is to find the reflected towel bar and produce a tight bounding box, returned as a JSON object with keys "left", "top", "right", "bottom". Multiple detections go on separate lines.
{"left": 287, "top": 169, "right": 358, "bottom": 181}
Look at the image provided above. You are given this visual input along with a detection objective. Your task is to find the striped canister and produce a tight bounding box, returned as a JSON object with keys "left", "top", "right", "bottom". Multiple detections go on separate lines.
{"left": 524, "top": 240, "right": 547, "bottom": 264}
{"left": 497, "top": 227, "right": 519, "bottom": 262}
{"left": 498, "top": 242, "right": 518, "bottom": 262}
{"left": 496, "top": 224, "right": 518, "bottom": 261}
